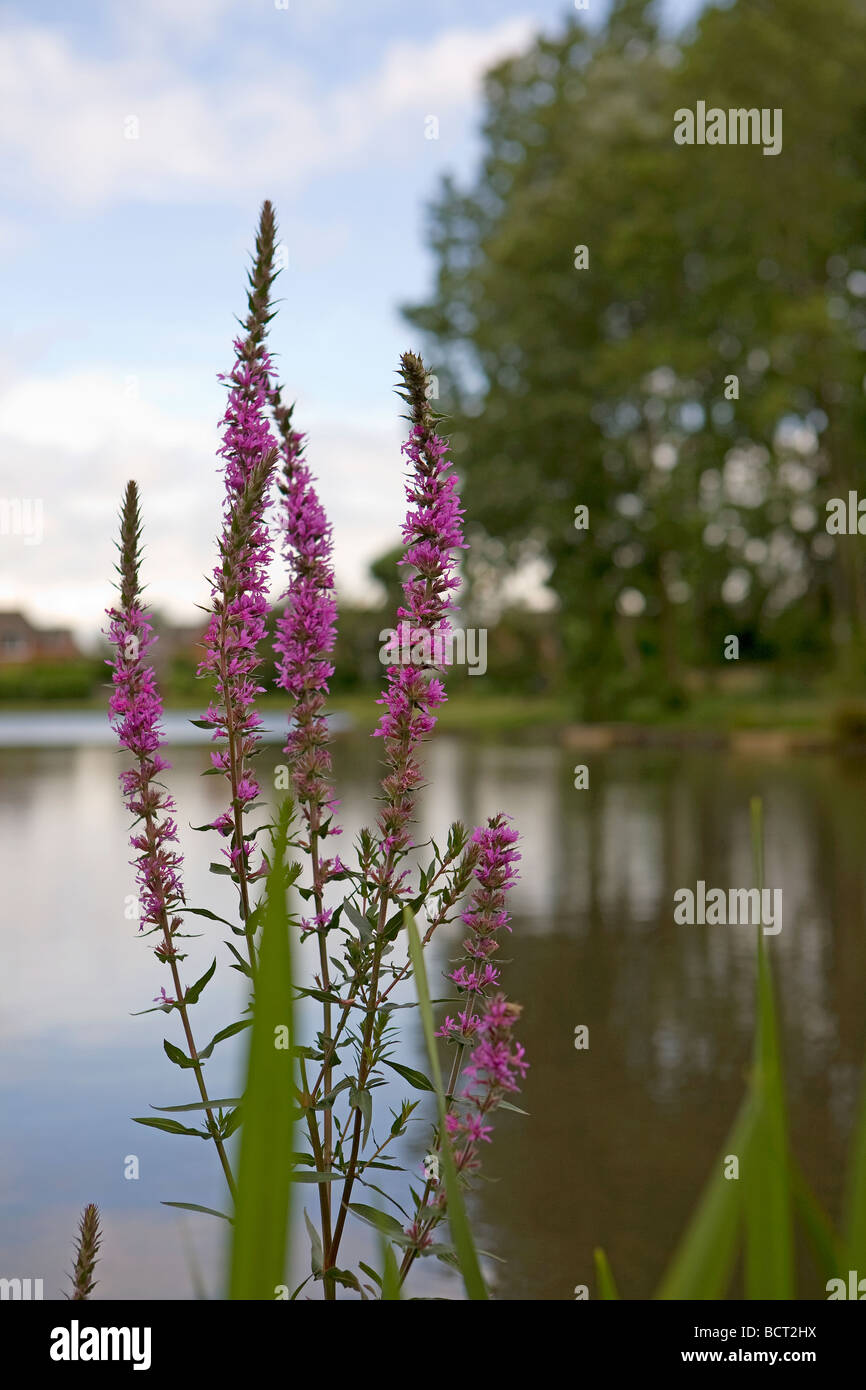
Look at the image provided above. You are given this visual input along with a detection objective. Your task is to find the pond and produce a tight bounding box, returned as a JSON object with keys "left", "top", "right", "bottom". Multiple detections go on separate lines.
{"left": 1, "top": 714, "right": 864, "bottom": 1299}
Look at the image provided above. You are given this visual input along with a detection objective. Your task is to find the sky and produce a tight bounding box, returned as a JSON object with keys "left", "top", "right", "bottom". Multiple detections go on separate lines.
{"left": 0, "top": 0, "right": 705, "bottom": 645}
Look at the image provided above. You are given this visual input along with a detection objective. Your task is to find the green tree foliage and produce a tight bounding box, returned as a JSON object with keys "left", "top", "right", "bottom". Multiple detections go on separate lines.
{"left": 404, "top": 0, "right": 866, "bottom": 716}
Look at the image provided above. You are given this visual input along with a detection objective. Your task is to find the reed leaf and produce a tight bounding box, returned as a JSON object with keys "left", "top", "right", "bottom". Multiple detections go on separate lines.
{"left": 228, "top": 800, "right": 295, "bottom": 1299}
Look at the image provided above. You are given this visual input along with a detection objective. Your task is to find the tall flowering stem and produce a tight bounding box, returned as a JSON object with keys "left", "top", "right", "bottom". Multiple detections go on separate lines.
{"left": 272, "top": 372, "right": 341, "bottom": 1272}
{"left": 106, "top": 481, "right": 236, "bottom": 1197}
{"left": 400, "top": 815, "right": 526, "bottom": 1280}
{"left": 328, "top": 351, "right": 466, "bottom": 1271}
{"left": 104, "top": 204, "right": 529, "bottom": 1298}
{"left": 198, "top": 317, "right": 278, "bottom": 973}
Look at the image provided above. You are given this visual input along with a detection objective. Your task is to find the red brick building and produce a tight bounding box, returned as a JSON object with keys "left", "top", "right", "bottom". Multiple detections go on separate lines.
{"left": 0, "top": 611, "right": 80, "bottom": 664}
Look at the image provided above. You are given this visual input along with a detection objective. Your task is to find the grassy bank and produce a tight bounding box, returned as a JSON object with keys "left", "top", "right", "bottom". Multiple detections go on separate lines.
{"left": 3, "top": 679, "right": 866, "bottom": 745}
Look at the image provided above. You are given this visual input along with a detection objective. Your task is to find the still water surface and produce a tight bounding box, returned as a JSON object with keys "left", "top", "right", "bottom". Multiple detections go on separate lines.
{"left": 1, "top": 715, "right": 864, "bottom": 1299}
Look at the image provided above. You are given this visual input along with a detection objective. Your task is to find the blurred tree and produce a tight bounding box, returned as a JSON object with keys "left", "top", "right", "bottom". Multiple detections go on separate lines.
{"left": 404, "top": 0, "right": 866, "bottom": 716}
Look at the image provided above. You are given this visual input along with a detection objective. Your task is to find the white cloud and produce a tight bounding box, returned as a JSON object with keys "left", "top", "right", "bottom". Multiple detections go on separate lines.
{"left": 0, "top": 365, "right": 406, "bottom": 637}
{"left": 0, "top": 15, "right": 534, "bottom": 207}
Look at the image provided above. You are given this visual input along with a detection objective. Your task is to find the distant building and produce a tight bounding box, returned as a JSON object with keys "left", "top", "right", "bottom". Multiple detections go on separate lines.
{"left": 151, "top": 621, "right": 209, "bottom": 668}
{"left": 0, "top": 611, "right": 80, "bottom": 664}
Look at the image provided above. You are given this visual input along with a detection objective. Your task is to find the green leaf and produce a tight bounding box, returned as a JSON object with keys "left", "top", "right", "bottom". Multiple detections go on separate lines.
{"left": 162, "top": 1201, "right": 234, "bottom": 1224}
{"left": 359, "top": 1260, "right": 383, "bottom": 1290}
{"left": 152, "top": 1098, "right": 241, "bottom": 1112}
{"left": 497, "top": 1100, "right": 530, "bottom": 1115}
{"left": 348, "top": 1203, "right": 407, "bottom": 1240}
{"left": 304, "top": 1209, "right": 323, "bottom": 1277}
{"left": 342, "top": 900, "right": 374, "bottom": 943}
{"left": 405, "top": 906, "right": 489, "bottom": 1300}
{"left": 382, "top": 1058, "right": 434, "bottom": 1092}
{"left": 349, "top": 1086, "right": 373, "bottom": 1147}
{"left": 133, "top": 1116, "right": 208, "bottom": 1138}
{"left": 209, "top": 862, "right": 233, "bottom": 876}
{"left": 291, "top": 1171, "right": 343, "bottom": 1183}
{"left": 198, "top": 1017, "right": 252, "bottom": 1061}
{"left": 381, "top": 1234, "right": 402, "bottom": 1300}
{"left": 184, "top": 957, "right": 216, "bottom": 1006}
{"left": 593, "top": 1247, "right": 620, "bottom": 1300}
{"left": 316, "top": 1076, "right": 353, "bottom": 1111}
{"left": 163, "top": 1038, "right": 198, "bottom": 1070}
{"left": 179, "top": 907, "right": 237, "bottom": 928}
{"left": 228, "top": 799, "right": 295, "bottom": 1300}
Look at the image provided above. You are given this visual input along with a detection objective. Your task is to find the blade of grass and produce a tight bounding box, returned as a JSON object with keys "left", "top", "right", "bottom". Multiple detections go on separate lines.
{"left": 405, "top": 906, "right": 489, "bottom": 1300}
{"left": 742, "top": 797, "right": 793, "bottom": 1299}
{"left": 655, "top": 1093, "right": 755, "bottom": 1299}
{"left": 228, "top": 800, "right": 295, "bottom": 1299}
{"left": 593, "top": 1246, "right": 620, "bottom": 1299}
{"left": 790, "top": 1157, "right": 845, "bottom": 1283}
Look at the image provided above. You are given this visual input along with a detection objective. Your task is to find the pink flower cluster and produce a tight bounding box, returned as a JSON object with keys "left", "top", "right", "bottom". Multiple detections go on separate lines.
{"left": 373, "top": 422, "right": 466, "bottom": 863}
{"left": 198, "top": 340, "right": 277, "bottom": 877}
{"left": 445, "top": 995, "right": 528, "bottom": 1174}
{"left": 106, "top": 604, "right": 185, "bottom": 940}
{"left": 437, "top": 814, "right": 520, "bottom": 1042}
{"left": 273, "top": 421, "right": 340, "bottom": 840}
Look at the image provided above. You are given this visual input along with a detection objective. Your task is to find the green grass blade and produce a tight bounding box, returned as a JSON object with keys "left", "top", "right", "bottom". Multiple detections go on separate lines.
{"left": 743, "top": 797, "right": 793, "bottom": 1299}
{"left": 844, "top": 1057, "right": 866, "bottom": 1266}
{"left": 405, "top": 907, "right": 489, "bottom": 1300}
{"left": 656, "top": 1094, "right": 755, "bottom": 1299}
{"left": 593, "top": 1246, "right": 620, "bottom": 1299}
{"left": 228, "top": 801, "right": 295, "bottom": 1299}
{"left": 790, "top": 1158, "right": 845, "bottom": 1282}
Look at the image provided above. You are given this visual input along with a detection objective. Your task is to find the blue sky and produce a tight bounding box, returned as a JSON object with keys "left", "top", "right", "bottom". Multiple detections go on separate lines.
{"left": 0, "top": 0, "right": 705, "bottom": 642}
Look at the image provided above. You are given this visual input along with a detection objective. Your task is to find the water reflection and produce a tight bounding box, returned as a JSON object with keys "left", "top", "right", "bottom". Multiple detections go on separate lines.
{"left": 1, "top": 724, "right": 864, "bottom": 1299}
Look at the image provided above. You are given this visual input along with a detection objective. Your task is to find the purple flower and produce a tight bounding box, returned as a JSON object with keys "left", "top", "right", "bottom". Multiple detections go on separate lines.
{"left": 373, "top": 353, "right": 466, "bottom": 869}
{"left": 105, "top": 482, "right": 186, "bottom": 941}
{"left": 447, "top": 994, "right": 528, "bottom": 1174}
{"left": 438, "top": 814, "right": 520, "bottom": 1042}
{"left": 429, "top": 820, "right": 526, "bottom": 1175}
{"left": 272, "top": 410, "right": 339, "bottom": 846}
{"left": 197, "top": 336, "right": 278, "bottom": 887}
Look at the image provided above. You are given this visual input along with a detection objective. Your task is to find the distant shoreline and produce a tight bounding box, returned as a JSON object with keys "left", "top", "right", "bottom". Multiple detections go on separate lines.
{"left": 1, "top": 692, "right": 864, "bottom": 754}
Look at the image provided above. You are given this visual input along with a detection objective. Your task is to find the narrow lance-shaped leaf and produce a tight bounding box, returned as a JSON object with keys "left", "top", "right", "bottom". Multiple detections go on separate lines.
{"left": 228, "top": 799, "right": 295, "bottom": 1299}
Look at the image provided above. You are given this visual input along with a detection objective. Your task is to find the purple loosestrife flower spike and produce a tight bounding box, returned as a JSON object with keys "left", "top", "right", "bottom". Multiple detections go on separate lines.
{"left": 445, "top": 993, "right": 528, "bottom": 1176}
{"left": 106, "top": 481, "right": 237, "bottom": 1197}
{"left": 446, "top": 818, "right": 526, "bottom": 1172}
{"left": 272, "top": 394, "right": 339, "bottom": 844}
{"left": 437, "top": 813, "right": 521, "bottom": 1043}
{"left": 105, "top": 481, "right": 186, "bottom": 942}
{"left": 269, "top": 332, "right": 341, "bottom": 1257}
{"left": 373, "top": 352, "right": 466, "bottom": 873}
{"left": 402, "top": 816, "right": 526, "bottom": 1265}
{"left": 198, "top": 204, "right": 280, "bottom": 926}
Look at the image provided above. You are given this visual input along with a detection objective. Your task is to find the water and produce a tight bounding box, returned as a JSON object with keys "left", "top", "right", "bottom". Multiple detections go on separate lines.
{"left": 1, "top": 714, "right": 864, "bottom": 1299}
